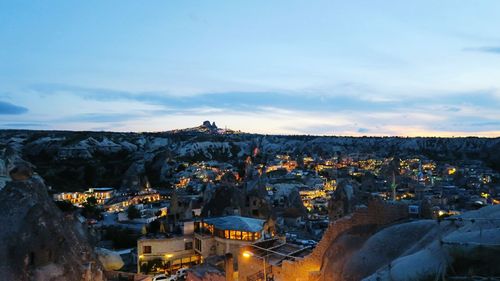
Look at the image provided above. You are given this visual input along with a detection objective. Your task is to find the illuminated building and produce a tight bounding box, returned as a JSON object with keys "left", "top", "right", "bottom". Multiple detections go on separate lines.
{"left": 194, "top": 216, "right": 266, "bottom": 260}
{"left": 137, "top": 216, "right": 269, "bottom": 276}
{"left": 137, "top": 233, "right": 202, "bottom": 274}
{"left": 52, "top": 187, "right": 114, "bottom": 206}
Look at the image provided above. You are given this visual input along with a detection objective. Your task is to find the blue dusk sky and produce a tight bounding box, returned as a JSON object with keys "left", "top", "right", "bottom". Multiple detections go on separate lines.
{"left": 1, "top": 0, "right": 500, "bottom": 136}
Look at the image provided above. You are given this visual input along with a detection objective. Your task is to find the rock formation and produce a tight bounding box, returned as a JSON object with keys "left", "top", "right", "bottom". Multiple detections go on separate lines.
{"left": 1, "top": 130, "right": 498, "bottom": 192}
{"left": 0, "top": 164, "right": 106, "bottom": 281}
{"left": 321, "top": 205, "right": 500, "bottom": 281}
{"left": 95, "top": 248, "right": 124, "bottom": 271}
{"left": 202, "top": 120, "right": 218, "bottom": 130}
{"left": 328, "top": 179, "right": 359, "bottom": 220}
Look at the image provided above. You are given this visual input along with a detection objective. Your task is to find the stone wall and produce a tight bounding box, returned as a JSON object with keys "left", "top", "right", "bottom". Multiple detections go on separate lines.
{"left": 104, "top": 270, "right": 152, "bottom": 281}
{"left": 186, "top": 271, "right": 226, "bottom": 281}
{"left": 274, "top": 199, "right": 409, "bottom": 281}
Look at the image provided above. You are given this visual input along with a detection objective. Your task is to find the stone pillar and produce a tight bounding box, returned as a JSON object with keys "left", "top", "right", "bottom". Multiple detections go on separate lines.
{"left": 225, "top": 253, "right": 234, "bottom": 281}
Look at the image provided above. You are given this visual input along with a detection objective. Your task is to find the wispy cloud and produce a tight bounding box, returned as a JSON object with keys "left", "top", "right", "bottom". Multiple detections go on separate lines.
{"left": 1, "top": 123, "right": 44, "bottom": 128}
{"left": 28, "top": 83, "right": 401, "bottom": 113}
{"left": 0, "top": 101, "right": 28, "bottom": 115}
{"left": 463, "top": 46, "right": 500, "bottom": 54}
{"left": 1, "top": 83, "right": 498, "bottom": 136}
{"left": 61, "top": 113, "right": 146, "bottom": 123}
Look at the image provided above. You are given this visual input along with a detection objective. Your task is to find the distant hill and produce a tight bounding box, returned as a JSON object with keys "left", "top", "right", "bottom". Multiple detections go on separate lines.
{"left": 0, "top": 121, "right": 498, "bottom": 192}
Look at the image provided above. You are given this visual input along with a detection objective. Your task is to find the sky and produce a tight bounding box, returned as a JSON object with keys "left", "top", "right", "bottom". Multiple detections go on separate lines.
{"left": 1, "top": 1, "right": 500, "bottom": 137}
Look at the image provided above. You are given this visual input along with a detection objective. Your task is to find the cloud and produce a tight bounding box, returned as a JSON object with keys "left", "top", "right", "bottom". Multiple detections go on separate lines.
{"left": 61, "top": 113, "right": 145, "bottom": 123}
{"left": 29, "top": 83, "right": 397, "bottom": 113}
{"left": 0, "top": 101, "right": 28, "bottom": 115}
{"left": 464, "top": 46, "right": 500, "bottom": 54}
{"left": 6, "top": 83, "right": 499, "bottom": 136}
{"left": 1, "top": 123, "right": 44, "bottom": 128}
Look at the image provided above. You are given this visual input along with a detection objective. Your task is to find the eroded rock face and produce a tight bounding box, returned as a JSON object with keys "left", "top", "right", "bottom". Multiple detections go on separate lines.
{"left": 8, "top": 162, "right": 33, "bottom": 181}
{"left": 321, "top": 205, "right": 500, "bottom": 281}
{"left": 0, "top": 168, "right": 105, "bottom": 281}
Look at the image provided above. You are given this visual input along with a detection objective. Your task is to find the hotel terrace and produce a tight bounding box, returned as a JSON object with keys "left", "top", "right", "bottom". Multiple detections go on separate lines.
{"left": 137, "top": 215, "right": 269, "bottom": 275}
{"left": 194, "top": 216, "right": 268, "bottom": 265}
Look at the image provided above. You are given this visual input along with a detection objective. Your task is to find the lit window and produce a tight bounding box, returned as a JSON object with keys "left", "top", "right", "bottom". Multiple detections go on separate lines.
{"left": 242, "top": 232, "right": 248, "bottom": 240}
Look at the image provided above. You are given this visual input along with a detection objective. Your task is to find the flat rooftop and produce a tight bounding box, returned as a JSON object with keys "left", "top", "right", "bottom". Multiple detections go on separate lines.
{"left": 247, "top": 238, "right": 313, "bottom": 266}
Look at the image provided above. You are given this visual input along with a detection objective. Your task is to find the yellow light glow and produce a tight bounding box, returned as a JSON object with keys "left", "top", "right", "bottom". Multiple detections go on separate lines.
{"left": 165, "top": 254, "right": 173, "bottom": 258}
{"left": 242, "top": 251, "right": 252, "bottom": 258}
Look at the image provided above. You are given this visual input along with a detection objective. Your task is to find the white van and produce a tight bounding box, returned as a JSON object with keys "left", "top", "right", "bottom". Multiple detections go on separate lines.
{"left": 153, "top": 274, "right": 177, "bottom": 281}
{"left": 176, "top": 268, "right": 188, "bottom": 278}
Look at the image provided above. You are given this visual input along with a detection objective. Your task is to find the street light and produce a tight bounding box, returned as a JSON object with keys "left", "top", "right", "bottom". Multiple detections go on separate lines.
{"left": 243, "top": 250, "right": 267, "bottom": 281}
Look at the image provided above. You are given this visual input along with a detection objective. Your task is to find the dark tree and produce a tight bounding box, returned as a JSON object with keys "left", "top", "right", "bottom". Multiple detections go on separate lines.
{"left": 82, "top": 197, "right": 101, "bottom": 219}
{"left": 127, "top": 205, "right": 141, "bottom": 220}
{"left": 55, "top": 200, "right": 75, "bottom": 212}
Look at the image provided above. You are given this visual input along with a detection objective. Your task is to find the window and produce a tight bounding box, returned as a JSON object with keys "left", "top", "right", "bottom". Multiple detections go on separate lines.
{"left": 143, "top": 245, "right": 152, "bottom": 254}
{"left": 195, "top": 238, "right": 202, "bottom": 252}
{"left": 185, "top": 242, "right": 193, "bottom": 250}
{"left": 242, "top": 231, "right": 252, "bottom": 241}
{"left": 254, "top": 232, "right": 261, "bottom": 240}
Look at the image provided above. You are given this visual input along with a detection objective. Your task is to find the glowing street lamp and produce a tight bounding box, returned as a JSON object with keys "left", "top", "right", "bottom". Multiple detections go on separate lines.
{"left": 242, "top": 251, "right": 252, "bottom": 258}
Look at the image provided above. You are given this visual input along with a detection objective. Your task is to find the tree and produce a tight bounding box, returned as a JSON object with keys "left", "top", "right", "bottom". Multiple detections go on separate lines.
{"left": 85, "top": 196, "right": 98, "bottom": 206}
{"left": 127, "top": 205, "right": 141, "bottom": 220}
{"left": 82, "top": 196, "right": 102, "bottom": 219}
{"left": 148, "top": 219, "right": 161, "bottom": 233}
{"left": 55, "top": 200, "right": 75, "bottom": 212}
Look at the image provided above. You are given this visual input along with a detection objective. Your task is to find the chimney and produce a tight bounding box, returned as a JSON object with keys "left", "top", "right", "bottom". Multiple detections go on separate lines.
{"left": 225, "top": 253, "right": 234, "bottom": 281}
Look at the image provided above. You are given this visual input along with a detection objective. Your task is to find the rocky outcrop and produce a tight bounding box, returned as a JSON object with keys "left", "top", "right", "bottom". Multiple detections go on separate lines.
{"left": 321, "top": 205, "right": 500, "bottom": 281}
{"left": 8, "top": 161, "right": 35, "bottom": 180}
{"left": 0, "top": 165, "right": 106, "bottom": 281}
{"left": 121, "top": 159, "right": 147, "bottom": 191}
{"left": 95, "top": 248, "right": 124, "bottom": 271}
{"left": 202, "top": 120, "right": 218, "bottom": 131}
{"left": 328, "top": 179, "right": 360, "bottom": 220}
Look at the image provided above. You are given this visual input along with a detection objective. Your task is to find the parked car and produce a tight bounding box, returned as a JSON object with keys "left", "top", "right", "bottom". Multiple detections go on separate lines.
{"left": 153, "top": 274, "right": 177, "bottom": 281}
{"left": 175, "top": 267, "right": 188, "bottom": 278}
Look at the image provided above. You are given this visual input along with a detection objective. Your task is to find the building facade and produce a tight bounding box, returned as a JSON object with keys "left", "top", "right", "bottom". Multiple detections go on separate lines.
{"left": 137, "top": 215, "right": 267, "bottom": 276}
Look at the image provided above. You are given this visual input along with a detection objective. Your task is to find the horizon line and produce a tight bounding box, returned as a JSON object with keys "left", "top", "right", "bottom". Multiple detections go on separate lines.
{"left": 1, "top": 127, "right": 498, "bottom": 139}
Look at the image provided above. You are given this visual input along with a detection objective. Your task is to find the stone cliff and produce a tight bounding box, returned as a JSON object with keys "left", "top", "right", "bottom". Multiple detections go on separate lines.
{"left": 0, "top": 164, "right": 106, "bottom": 281}
{"left": 320, "top": 205, "right": 500, "bottom": 281}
